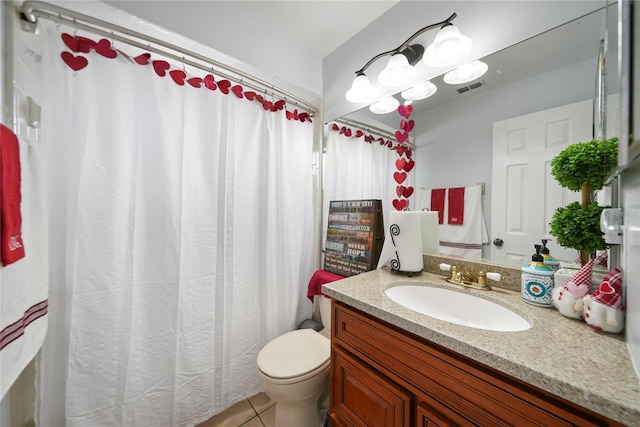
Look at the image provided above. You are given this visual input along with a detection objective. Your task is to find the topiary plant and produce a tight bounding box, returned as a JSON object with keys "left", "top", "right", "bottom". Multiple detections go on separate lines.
{"left": 549, "top": 137, "right": 618, "bottom": 265}
{"left": 549, "top": 202, "right": 608, "bottom": 254}
{"left": 551, "top": 137, "right": 618, "bottom": 192}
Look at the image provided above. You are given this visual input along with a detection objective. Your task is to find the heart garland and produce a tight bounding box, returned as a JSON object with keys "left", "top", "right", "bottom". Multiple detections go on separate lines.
{"left": 393, "top": 104, "right": 415, "bottom": 211}
{"left": 328, "top": 122, "right": 393, "bottom": 147}
{"left": 58, "top": 33, "right": 311, "bottom": 123}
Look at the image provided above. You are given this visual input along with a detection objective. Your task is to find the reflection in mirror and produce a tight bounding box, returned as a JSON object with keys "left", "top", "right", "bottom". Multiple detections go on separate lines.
{"left": 331, "top": 5, "right": 619, "bottom": 267}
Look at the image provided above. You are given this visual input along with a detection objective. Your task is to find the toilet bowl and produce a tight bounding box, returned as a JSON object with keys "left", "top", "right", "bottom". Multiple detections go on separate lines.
{"left": 257, "top": 296, "right": 332, "bottom": 427}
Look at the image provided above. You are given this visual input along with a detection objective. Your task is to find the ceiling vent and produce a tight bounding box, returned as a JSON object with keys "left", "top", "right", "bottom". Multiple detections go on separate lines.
{"left": 456, "top": 81, "right": 484, "bottom": 94}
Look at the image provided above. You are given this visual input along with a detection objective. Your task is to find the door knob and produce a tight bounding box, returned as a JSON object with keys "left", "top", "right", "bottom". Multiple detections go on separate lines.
{"left": 493, "top": 238, "right": 504, "bottom": 247}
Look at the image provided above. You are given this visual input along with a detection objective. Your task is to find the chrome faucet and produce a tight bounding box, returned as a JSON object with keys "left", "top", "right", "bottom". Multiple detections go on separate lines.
{"left": 439, "top": 263, "right": 501, "bottom": 291}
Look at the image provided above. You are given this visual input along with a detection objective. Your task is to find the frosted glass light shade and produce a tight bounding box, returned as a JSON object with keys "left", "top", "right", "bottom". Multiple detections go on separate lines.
{"left": 345, "top": 74, "right": 378, "bottom": 103}
{"left": 401, "top": 81, "right": 437, "bottom": 101}
{"left": 443, "top": 60, "right": 488, "bottom": 84}
{"left": 378, "top": 53, "right": 417, "bottom": 87}
{"left": 423, "top": 24, "right": 472, "bottom": 67}
{"left": 369, "top": 96, "right": 400, "bottom": 114}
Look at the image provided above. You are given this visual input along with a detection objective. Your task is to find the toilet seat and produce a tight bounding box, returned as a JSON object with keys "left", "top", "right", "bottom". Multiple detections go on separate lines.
{"left": 257, "top": 329, "right": 330, "bottom": 381}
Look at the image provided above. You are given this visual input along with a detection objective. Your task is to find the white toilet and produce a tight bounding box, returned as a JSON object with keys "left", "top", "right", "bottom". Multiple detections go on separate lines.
{"left": 256, "top": 295, "right": 332, "bottom": 427}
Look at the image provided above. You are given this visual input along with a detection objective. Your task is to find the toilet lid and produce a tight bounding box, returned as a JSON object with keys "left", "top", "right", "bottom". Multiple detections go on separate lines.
{"left": 257, "top": 329, "right": 330, "bottom": 379}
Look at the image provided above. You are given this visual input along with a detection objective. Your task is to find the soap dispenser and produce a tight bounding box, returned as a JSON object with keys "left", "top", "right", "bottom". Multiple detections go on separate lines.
{"left": 540, "top": 239, "right": 560, "bottom": 271}
{"left": 521, "top": 244, "right": 555, "bottom": 307}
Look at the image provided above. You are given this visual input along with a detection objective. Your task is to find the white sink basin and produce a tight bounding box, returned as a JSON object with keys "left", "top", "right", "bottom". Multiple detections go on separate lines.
{"left": 385, "top": 285, "right": 531, "bottom": 332}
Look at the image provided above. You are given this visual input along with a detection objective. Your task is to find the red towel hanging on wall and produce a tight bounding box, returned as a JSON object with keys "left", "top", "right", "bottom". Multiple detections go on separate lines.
{"left": 448, "top": 187, "right": 465, "bottom": 225}
{"left": 0, "top": 124, "right": 25, "bottom": 266}
{"left": 430, "top": 188, "right": 446, "bottom": 224}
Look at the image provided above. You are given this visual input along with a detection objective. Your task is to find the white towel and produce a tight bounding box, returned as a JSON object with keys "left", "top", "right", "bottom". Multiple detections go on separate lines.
{"left": 437, "top": 185, "right": 488, "bottom": 259}
{"left": 0, "top": 126, "right": 48, "bottom": 399}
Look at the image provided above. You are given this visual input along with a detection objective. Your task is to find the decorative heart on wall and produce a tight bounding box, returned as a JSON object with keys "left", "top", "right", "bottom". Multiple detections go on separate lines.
{"left": 401, "top": 119, "right": 415, "bottom": 133}
{"left": 393, "top": 199, "right": 408, "bottom": 211}
{"left": 187, "top": 77, "right": 202, "bottom": 88}
{"left": 395, "top": 130, "right": 408, "bottom": 143}
{"left": 397, "top": 104, "right": 413, "bottom": 118}
{"left": 134, "top": 53, "right": 151, "bottom": 65}
{"left": 231, "top": 85, "right": 244, "bottom": 98}
{"left": 396, "top": 158, "right": 407, "bottom": 171}
{"left": 169, "top": 69, "right": 186, "bottom": 86}
{"left": 403, "top": 159, "right": 415, "bottom": 172}
{"left": 394, "top": 171, "right": 407, "bottom": 184}
{"left": 61, "top": 52, "right": 88, "bottom": 71}
{"left": 203, "top": 74, "right": 216, "bottom": 90}
{"left": 152, "top": 60, "right": 170, "bottom": 77}
{"left": 403, "top": 186, "right": 414, "bottom": 198}
{"left": 218, "top": 80, "right": 231, "bottom": 94}
{"left": 95, "top": 39, "right": 117, "bottom": 59}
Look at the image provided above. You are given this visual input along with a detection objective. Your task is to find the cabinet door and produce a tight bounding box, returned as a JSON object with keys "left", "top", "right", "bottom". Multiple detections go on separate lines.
{"left": 331, "top": 347, "right": 412, "bottom": 427}
{"left": 416, "top": 395, "right": 475, "bottom": 427}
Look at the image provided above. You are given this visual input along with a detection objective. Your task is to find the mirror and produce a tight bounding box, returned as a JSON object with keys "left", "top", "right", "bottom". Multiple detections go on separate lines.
{"left": 332, "top": 5, "right": 620, "bottom": 267}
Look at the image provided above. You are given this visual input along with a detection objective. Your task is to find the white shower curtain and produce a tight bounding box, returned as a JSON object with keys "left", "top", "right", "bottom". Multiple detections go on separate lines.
{"left": 322, "top": 126, "right": 411, "bottom": 243}
{"left": 35, "top": 25, "right": 316, "bottom": 427}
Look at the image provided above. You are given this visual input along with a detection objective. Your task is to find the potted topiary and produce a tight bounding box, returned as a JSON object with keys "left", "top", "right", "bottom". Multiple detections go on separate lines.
{"left": 549, "top": 137, "right": 618, "bottom": 265}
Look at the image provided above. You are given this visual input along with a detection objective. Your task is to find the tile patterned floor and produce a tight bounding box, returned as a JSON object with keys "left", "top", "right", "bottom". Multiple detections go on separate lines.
{"left": 196, "top": 392, "right": 276, "bottom": 427}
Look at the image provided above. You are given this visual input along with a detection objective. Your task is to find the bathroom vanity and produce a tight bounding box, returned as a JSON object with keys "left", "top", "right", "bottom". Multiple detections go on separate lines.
{"left": 322, "top": 269, "right": 640, "bottom": 426}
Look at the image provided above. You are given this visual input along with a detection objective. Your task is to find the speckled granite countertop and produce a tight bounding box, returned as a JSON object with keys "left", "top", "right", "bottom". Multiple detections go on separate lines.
{"left": 322, "top": 268, "right": 640, "bottom": 426}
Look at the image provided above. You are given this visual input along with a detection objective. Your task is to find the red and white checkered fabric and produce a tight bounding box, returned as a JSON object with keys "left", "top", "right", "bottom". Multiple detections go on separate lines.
{"left": 591, "top": 267, "right": 623, "bottom": 310}
{"left": 565, "top": 259, "right": 593, "bottom": 298}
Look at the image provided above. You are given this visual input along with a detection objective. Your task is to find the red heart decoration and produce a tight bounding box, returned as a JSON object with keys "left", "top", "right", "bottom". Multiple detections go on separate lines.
{"left": 364, "top": 135, "right": 374, "bottom": 143}
{"left": 339, "top": 127, "right": 346, "bottom": 135}
{"left": 203, "top": 74, "right": 216, "bottom": 90}
{"left": 301, "top": 113, "right": 312, "bottom": 123}
{"left": 387, "top": 141, "right": 393, "bottom": 147}
{"left": 169, "top": 69, "right": 186, "bottom": 86}
{"left": 394, "top": 171, "right": 407, "bottom": 184}
{"left": 396, "top": 186, "right": 405, "bottom": 198}
{"left": 599, "top": 280, "right": 615, "bottom": 294}
{"left": 134, "top": 53, "right": 151, "bottom": 65}
{"left": 291, "top": 109, "right": 299, "bottom": 120}
{"left": 255, "top": 94, "right": 265, "bottom": 103}
{"left": 286, "top": 110, "right": 294, "bottom": 120}
{"left": 60, "top": 52, "right": 88, "bottom": 71}
{"left": 95, "top": 39, "right": 117, "bottom": 59}
{"left": 396, "top": 158, "right": 407, "bottom": 171}
{"left": 402, "top": 119, "right": 415, "bottom": 133}
{"left": 403, "top": 186, "right": 414, "bottom": 198}
{"left": 398, "top": 104, "right": 413, "bottom": 118}
{"left": 76, "top": 36, "right": 96, "bottom": 53}
{"left": 395, "top": 130, "right": 408, "bottom": 143}
{"left": 393, "top": 199, "right": 408, "bottom": 211}
{"left": 186, "top": 77, "right": 202, "bottom": 88}
{"left": 403, "top": 159, "right": 415, "bottom": 172}
{"left": 344, "top": 128, "right": 352, "bottom": 137}
{"left": 152, "top": 60, "right": 170, "bottom": 77}
{"left": 404, "top": 148, "right": 413, "bottom": 159}
{"left": 262, "top": 100, "right": 274, "bottom": 111}
{"left": 396, "top": 145, "right": 405, "bottom": 156}
{"left": 218, "top": 79, "right": 231, "bottom": 94}
{"left": 355, "top": 130, "right": 364, "bottom": 138}
{"left": 244, "top": 91, "right": 257, "bottom": 100}
{"left": 274, "top": 100, "right": 286, "bottom": 110}
{"left": 331, "top": 123, "right": 340, "bottom": 131}
{"left": 61, "top": 33, "right": 80, "bottom": 52}
{"left": 231, "top": 84, "right": 244, "bottom": 99}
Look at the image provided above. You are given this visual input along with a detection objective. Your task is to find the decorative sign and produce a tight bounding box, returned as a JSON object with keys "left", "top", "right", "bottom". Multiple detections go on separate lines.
{"left": 324, "top": 200, "right": 384, "bottom": 277}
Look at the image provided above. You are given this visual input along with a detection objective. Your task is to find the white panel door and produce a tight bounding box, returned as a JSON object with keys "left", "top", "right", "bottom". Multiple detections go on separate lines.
{"left": 491, "top": 100, "right": 592, "bottom": 266}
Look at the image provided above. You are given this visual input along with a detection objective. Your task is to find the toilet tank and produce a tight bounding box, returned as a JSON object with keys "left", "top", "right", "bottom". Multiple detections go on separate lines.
{"left": 318, "top": 296, "right": 332, "bottom": 337}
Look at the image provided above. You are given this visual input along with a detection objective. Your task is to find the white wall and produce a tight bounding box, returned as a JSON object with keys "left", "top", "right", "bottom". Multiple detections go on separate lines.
{"left": 413, "top": 57, "right": 597, "bottom": 256}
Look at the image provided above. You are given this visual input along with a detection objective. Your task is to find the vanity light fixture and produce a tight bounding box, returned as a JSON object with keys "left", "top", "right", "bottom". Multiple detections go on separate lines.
{"left": 401, "top": 81, "right": 438, "bottom": 101}
{"left": 443, "top": 60, "right": 488, "bottom": 84}
{"left": 369, "top": 96, "right": 400, "bottom": 114}
{"left": 346, "top": 12, "right": 472, "bottom": 102}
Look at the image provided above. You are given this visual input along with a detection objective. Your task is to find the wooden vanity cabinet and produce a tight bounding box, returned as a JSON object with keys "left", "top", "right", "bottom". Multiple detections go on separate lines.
{"left": 329, "top": 301, "right": 623, "bottom": 427}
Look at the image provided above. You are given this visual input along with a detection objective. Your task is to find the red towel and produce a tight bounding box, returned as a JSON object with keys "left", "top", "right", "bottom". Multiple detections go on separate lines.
{"left": 448, "top": 187, "right": 465, "bottom": 225}
{"left": 430, "top": 188, "right": 446, "bottom": 224}
{"left": 307, "top": 269, "right": 344, "bottom": 301}
{"left": 0, "top": 124, "right": 25, "bottom": 266}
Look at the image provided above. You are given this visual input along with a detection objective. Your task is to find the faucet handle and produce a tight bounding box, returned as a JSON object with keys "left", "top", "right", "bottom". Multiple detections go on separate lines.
{"left": 486, "top": 272, "right": 502, "bottom": 282}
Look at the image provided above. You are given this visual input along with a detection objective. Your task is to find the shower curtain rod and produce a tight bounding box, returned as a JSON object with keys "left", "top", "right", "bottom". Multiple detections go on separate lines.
{"left": 20, "top": 1, "right": 318, "bottom": 116}
{"left": 331, "top": 117, "right": 416, "bottom": 149}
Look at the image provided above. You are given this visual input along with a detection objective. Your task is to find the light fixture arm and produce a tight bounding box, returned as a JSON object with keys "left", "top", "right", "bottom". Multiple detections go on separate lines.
{"left": 354, "top": 12, "right": 457, "bottom": 75}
